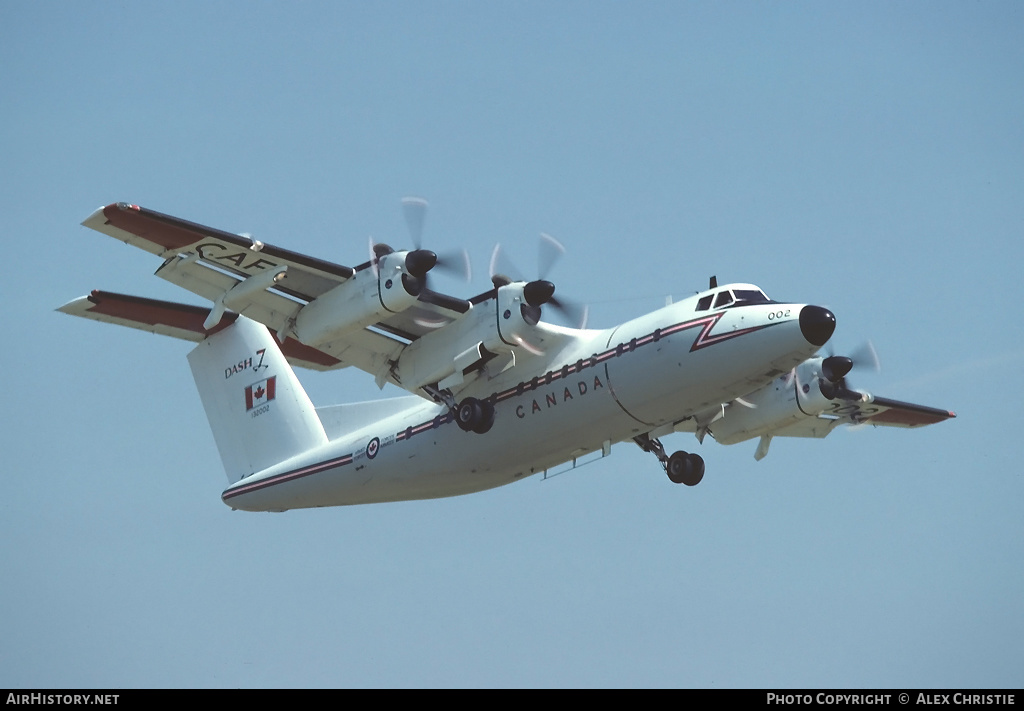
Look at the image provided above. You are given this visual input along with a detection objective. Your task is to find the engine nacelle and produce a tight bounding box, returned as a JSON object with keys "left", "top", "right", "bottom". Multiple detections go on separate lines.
{"left": 493, "top": 282, "right": 541, "bottom": 353}
{"left": 394, "top": 282, "right": 543, "bottom": 392}
{"left": 293, "top": 252, "right": 419, "bottom": 347}
{"left": 709, "top": 358, "right": 836, "bottom": 445}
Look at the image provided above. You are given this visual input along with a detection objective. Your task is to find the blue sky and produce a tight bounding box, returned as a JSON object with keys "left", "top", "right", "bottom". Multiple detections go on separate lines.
{"left": 2, "top": 1, "right": 1022, "bottom": 688}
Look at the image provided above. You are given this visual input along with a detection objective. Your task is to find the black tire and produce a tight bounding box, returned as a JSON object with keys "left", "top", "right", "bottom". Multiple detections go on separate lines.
{"left": 472, "top": 400, "right": 496, "bottom": 434}
{"left": 683, "top": 453, "right": 705, "bottom": 487}
{"left": 666, "top": 451, "right": 689, "bottom": 484}
{"left": 667, "top": 451, "right": 705, "bottom": 486}
{"left": 456, "top": 398, "right": 483, "bottom": 432}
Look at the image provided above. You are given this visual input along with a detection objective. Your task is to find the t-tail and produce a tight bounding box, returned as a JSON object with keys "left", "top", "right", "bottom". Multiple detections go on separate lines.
{"left": 187, "top": 316, "right": 329, "bottom": 484}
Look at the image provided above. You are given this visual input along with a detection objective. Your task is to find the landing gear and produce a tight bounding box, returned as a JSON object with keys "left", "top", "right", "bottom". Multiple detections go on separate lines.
{"left": 455, "top": 396, "right": 495, "bottom": 434}
{"left": 422, "top": 385, "right": 496, "bottom": 436}
{"left": 666, "top": 450, "right": 704, "bottom": 486}
{"left": 634, "top": 433, "right": 705, "bottom": 486}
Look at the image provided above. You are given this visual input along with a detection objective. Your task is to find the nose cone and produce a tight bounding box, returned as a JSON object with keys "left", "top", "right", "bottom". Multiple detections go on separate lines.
{"left": 799, "top": 305, "right": 836, "bottom": 346}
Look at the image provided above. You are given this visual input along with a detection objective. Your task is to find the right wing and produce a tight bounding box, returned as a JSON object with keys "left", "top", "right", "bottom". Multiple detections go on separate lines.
{"left": 813, "top": 395, "right": 956, "bottom": 430}
{"left": 674, "top": 377, "right": 955, "bottom": 461}
{"left": 755, "top": 393, "right": 955, "bottom": 461}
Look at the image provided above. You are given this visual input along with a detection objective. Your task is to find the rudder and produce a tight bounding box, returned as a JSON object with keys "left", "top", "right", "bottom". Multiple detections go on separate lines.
{"left": 187, "top": 316, "right": 328, "bottom": 483}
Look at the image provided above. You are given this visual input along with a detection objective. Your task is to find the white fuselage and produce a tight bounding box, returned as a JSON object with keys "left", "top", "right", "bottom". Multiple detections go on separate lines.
{"left": 222, "top": 289, "right": 823, "bottom": 511}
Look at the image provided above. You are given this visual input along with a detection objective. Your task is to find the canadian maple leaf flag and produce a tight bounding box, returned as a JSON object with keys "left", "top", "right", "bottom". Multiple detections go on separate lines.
{"left": 245, "top": 376, "right": 276, "bottom": 411}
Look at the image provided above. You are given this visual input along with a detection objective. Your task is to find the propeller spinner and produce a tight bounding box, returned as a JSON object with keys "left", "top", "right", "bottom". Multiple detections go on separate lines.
{"left": 819, "top": 342, "right": 880, "bottom": 400}
{"left": 489, "top": 234, "right": 588, "bottom": 329}
{"left": 370, "top": 197, "right": 471, "bottom": 295}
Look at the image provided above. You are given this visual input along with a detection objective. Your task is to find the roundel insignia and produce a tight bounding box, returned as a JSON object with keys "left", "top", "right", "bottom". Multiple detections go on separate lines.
{"left": 366, "top": 437, "right": 380, "bottom": 459}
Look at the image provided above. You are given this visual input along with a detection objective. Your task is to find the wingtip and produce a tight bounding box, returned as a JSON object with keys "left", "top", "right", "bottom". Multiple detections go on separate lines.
{"left": 55, "top": 293, "right": 96, "bottom": 315}
{"left": 81, "top": 205, "right": 109, "bottom": 227}
{"left": 81, "top": 202, "right": 139, "bottom": 226}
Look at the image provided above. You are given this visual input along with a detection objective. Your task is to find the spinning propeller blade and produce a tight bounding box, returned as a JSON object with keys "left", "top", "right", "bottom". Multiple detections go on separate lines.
{"left": 401, "top": 196, "right": 428, "bottom": 249}
{"left": 538, "top": 232, "right": 566, "bottom": 280}
{"left": 371, "top": 196, "right": 471, "bottom": 295}
{"left": 489, "top": 235, "right": 588, "bottom": 329}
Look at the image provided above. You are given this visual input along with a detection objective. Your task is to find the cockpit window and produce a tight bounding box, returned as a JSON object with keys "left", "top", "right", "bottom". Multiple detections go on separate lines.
{"left": 733, "top": 289, "right": 770, "bottom": 306}
{"left": 696, "top": 288, "right": 772, "bottom": 311}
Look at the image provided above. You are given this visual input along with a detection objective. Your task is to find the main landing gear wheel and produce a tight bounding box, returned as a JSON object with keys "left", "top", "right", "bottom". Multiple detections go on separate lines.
{"left": 455, "top": 397, "right": 495, "bottom": 434}
{"left": 666, "top": 451, "right": 705, "bottom": 486}
{"left": 633, "top": 433, "right": 706, "bottom": 486}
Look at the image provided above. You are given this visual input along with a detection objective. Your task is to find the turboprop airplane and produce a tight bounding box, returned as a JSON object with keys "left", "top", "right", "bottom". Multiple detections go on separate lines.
{"left": 59, "top": 200, "right": 955, "bottom": 512}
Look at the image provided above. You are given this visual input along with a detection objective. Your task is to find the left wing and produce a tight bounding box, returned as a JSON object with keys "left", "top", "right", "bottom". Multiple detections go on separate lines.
{"left": 84, "top": 202, "right": 354, "bottom": 303}
{"left": 78, "top": 203, "right": 474, "bottom": 385}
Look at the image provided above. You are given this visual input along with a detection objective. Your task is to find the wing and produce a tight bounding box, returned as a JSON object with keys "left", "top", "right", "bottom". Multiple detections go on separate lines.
{"left": 808, "top": 395, "right": 956, "bottom": 431}
{"left": 675, "top": 374, "right": 955, "bottom": 461}
{"left": 83, "top": 202, "right": 353, "bottom": 300}
{"left": 753, "top": 392, "right": 955, "bottom": 460}
{"left": 79, "top": 203, "right": 473, "bottom": 386}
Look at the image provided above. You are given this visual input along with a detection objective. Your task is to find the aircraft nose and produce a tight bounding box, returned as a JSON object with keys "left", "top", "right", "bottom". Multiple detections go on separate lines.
{"left": 799, "top": 305, "right": 836, "bottom": 346}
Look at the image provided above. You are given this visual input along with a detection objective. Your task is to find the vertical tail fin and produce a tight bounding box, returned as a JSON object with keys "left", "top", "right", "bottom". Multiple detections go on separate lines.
{"left": 187, "top": 316, "right": 328, "bottom": 483}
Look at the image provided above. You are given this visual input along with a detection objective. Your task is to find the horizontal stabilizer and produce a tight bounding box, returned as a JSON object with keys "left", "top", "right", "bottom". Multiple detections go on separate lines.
{"left": 58, "top": 290, "right": 344, "bottom": 371}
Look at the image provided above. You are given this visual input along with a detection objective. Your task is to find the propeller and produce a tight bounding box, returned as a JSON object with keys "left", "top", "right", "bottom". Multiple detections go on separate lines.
{"left": 488, "top": 234, "right": 589, "bottom": 329}
{"left": 401, "top": 196, "right": 428, "bottom": 248}
{"left": 819, "top": 341, "right": 880, "bottom": 400}
{"left": 369, "top": 197, "right": 471, "bottom": 294}
{"left": 538, "top": 232, "right": 565, "bottom": 281}
{"left": 399, "top": 197, "right": 471, "bottom": 293}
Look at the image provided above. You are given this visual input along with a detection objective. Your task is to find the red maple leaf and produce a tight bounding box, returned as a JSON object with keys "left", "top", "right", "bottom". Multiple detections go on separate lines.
{"left": 254, "top": 385, "right": 265, "bottom": 399}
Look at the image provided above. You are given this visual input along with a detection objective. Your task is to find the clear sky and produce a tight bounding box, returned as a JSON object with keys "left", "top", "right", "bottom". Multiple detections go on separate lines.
{"left": 2, "top": 1, "right": 1022, "bottom": 688}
